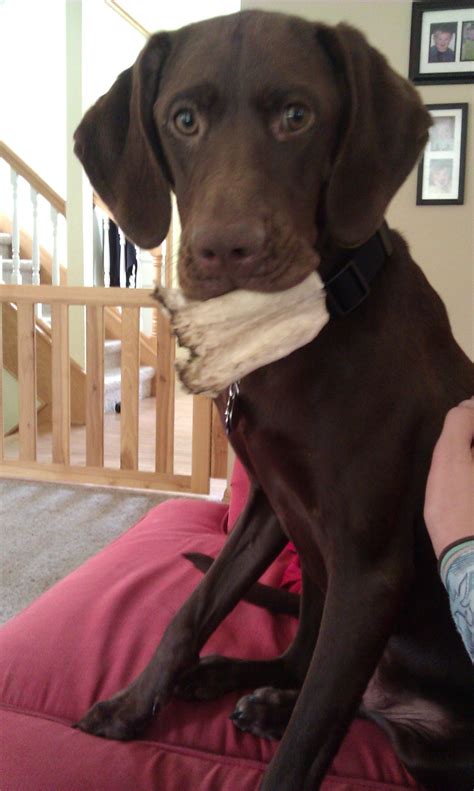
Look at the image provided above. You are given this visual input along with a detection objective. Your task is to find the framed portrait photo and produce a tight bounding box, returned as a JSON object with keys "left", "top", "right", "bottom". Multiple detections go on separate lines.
{"left": 409, "top": 2, "right": 474, "bottom": 84}
{"left": 416, "top": 104, "right": 468, "bottom": 205}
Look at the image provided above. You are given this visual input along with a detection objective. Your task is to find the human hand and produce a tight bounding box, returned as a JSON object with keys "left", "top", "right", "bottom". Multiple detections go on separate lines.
{"left": 424, "top": 400, "right": 474, "bottom": 559}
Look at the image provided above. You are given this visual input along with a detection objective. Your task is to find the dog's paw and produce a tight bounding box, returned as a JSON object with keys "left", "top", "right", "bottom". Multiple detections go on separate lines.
{"left": 230, "top": 687, "right": 298, "bottom": 741}
{"left": 175, "top": 654, "right": 238, "bottom": 700}
{"left": 74, "top": 688, "right": 155, "bottom": 741}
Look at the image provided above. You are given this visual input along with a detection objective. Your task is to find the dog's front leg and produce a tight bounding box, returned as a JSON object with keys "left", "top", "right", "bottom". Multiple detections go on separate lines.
{"left": 260, "top": 543, "right": 411, "bottom": 791}
{"left": 75, "top": 485, "right": 287, "bottom": 741}
{"left": 177, "top": 568, "right": 323, "bottom": 712}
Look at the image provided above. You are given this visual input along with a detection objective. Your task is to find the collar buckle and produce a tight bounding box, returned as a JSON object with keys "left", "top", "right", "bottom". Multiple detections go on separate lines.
{"left": 323, "top": 222, "right": 392, "bottom": 318}
{"left": 325, "top": 258, "right": 370, "bottom": 317}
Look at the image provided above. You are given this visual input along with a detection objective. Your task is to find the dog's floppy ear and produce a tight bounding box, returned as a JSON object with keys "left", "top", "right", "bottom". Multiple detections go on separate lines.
{"left": 74, "top": 33, "right": 171, "bottom": 249}
{"left": 316, "top": 24, "right": 431, "bottom": 248}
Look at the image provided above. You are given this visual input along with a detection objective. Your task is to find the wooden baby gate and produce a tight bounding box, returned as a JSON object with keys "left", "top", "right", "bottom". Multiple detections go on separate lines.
{"left": 0, "top": 284, "right": 218, "bottom": 494}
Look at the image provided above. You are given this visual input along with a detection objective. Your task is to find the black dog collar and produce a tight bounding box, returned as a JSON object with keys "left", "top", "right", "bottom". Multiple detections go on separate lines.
{"left": 323, "top": 221, "right": 393, "bottom": 317}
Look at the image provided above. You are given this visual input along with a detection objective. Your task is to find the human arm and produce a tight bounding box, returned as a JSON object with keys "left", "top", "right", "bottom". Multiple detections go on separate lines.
{"left": 424, "top": 400, "right": 474, "bottom": 661}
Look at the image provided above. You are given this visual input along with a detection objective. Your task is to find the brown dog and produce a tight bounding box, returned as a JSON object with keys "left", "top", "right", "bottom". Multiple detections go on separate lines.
{"left": 74, "top": 11, "right": 474, "bottom": 791}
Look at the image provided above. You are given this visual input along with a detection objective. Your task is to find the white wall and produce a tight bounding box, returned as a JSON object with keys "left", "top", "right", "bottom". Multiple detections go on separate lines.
{"left": 112, "top": 0, "right": 240, "bottom": 34}
{"left": 0, "top": 0, "right": 66, "bottom": 194}
{"left": 0, "top": 0, "right": 239, "bottom": 191}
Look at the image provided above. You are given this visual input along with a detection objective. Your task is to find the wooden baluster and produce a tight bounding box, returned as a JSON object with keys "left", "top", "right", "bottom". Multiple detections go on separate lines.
{"left": 158, "top": 240, "right": 165, "bottom": 286}
{"left": 10, "top": 169, "right": 22, "bottom": 285}
{"left": 155, "top": 308, "right": 175, "bottom": 475}
{"left": 51, "top": 303, "right": 70, "bottom": 464}
{"left": 86, "top": 306, "right": 104, "bottom": 466}
{"left": 151, "top": 245, "right": 163, "bottom": 339}
{"left": 120, "top": 306, "right": 140, "bottom": 470}
{"left": 210, "top": 403, "right": 228, "bottom": 479}
{"left": 165, "top": 227, "right": 174, "bottom": 289}
{"left": 17, "top": 302, "right": 37, "bottom": 460}
{"left": 191, "top": 395, "right": 212, "bottom": 493}
{"left": 50, "top": 206, "right": 59, "bottom": 285}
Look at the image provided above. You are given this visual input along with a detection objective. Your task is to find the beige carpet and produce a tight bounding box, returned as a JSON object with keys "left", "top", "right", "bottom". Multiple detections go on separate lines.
{"left": 0, "top": 478, "right": 177, "bottom": 624}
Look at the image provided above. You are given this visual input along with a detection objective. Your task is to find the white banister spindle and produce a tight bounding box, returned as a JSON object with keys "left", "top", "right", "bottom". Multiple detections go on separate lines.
{"left": 119, "top": 228, "right": 126, "bottom": 287}
{"left": 10, "top": 169, "right": 22, "bottom": 285}
{"left": 31, "top": 187, "right": 40, "bottom": 285}
{"left": 50, "top": 206, "right": 59, "bottom": 285}
{"left": 0, "top": 255, "right": 4, "bottom": 284}
{"left": 103, "top": 215, "right": 110, "bottom": 287}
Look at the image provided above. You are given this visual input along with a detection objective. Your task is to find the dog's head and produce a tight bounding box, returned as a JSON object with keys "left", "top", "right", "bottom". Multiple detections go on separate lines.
{"left": 74, "top": 10, "right": 430, "bottom": 299}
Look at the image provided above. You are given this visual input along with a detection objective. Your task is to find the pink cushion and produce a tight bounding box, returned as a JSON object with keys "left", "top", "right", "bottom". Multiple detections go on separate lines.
{"left": 0, "top": 495, "right": 422, "bottom": 790}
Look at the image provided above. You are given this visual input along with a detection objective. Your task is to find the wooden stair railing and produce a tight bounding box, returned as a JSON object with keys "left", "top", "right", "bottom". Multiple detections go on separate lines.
{"left": 0, "top": 145, "right": 158, "bottom": 407}
{"left": 104, "top": 1, "right": 150, "bottom": 37}
{"left": 2, "top": 304, "right": 86, "bottom": 427}
{"left": 0, "top": 212, "right": 158, "bottom": 372}
{"left": 0, "top": 141, "right": 66, "bottom": 216}
{"left": 0, "top": 214, "right": 67, "bottom": 286}
{"left": 0, "top": 143, "right": 228, "bottom": 480}
{"left": 0, "top": 213, "right": 86, "bottom": 424}
{"left": 0, "top": 215, "right": 159, "bottom": 375}
{"left": 0, "top": 284, "right": 214, "bottom": 493}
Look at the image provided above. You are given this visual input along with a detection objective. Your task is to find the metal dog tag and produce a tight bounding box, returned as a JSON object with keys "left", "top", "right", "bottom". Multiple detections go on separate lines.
{"left": 224, "top": 381, "right": 240, "bottom": 436}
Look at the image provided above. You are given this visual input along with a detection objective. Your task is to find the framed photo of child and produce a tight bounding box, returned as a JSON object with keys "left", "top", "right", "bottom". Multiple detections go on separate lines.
{"left": 409, "top": 2, "right": 474, "bottom": 84}
{"left": 416, "top": 104, "right": 468, "bottom": 205}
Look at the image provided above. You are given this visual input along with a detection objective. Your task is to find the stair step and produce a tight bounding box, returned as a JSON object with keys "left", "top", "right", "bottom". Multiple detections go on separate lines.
{"left": 104, "top": 365, "right": 155, "bottom": 386}
{"left": 103, "top": 365, "right": 155, "bottom": 413}
{"left": 0, "top": 232, "right": 12, "bottom": 257}
{"left": 1, "top": 258, "right": 33, "bottom": 268}
{"left": 104, "top": 339, "right": 122, "bottom": 369}
{"left": 104, "top": 339, "right": 122, "bottom": 352}
{"left": 1, "top": 259, "right": 34, "bottom": 285}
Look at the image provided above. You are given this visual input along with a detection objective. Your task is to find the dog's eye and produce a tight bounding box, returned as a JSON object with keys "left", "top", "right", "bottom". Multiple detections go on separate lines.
{"left": 282, "top": 104, "right": 310, "bottom": 132}
{"left": 173, "top": 108, "right": 199, "bottom": 136}
{"left": 271, "top": 103, "right": 313, "bottom": 140}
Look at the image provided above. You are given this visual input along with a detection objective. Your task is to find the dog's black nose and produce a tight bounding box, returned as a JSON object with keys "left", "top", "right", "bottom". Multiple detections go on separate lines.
{"left": 191, "top": 220, "right": 266, "bottom": 275}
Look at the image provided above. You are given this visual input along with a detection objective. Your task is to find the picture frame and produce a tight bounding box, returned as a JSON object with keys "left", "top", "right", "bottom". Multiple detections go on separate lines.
{"left": 409, "top": 2, "right": 474, "bottom": 85}
{"left": 416, "top": 104, "right": 468, "bottom": 205}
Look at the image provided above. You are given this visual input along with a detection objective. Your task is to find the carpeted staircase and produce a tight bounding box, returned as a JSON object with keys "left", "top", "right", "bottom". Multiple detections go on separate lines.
{"left": 104, "top": 338, "right": 154, "bottom": 413}
{"left": 0, "top": 230, "right": 32, "bottom": 282}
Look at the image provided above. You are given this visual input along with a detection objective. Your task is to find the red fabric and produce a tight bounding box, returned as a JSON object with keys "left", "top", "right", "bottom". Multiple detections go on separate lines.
{"left": 0, "top": 491, "right": 423, "bottom": 790}
{"left": 280, "top": 543, "right": 302, "bottom": 594}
